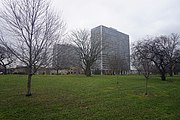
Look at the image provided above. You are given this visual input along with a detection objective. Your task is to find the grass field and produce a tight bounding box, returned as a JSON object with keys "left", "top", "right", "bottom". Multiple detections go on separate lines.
{"left": 0, "top": 75, "right": 180, "bottom": 120}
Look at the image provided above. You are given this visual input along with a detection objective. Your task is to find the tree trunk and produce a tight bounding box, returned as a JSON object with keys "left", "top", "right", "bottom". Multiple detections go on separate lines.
{"left": 145, "top": 78, "right": 148, "bottom": 95}
{"left": 161, "top": 73, "right": 166, "bottom": 81}
{"left": 56, "top": 69, "right": 59, "bottom": 75}
{"left": 85, "top": 66, "right": 91, "bottom": 77}
{"left": 3, "top": 65, "right": 7, "bottom": 74}
{"left": 157, "top": 64, "right": 166, "bottom": 81}
{"left": 169, "top": 70, "right": 173, "bottom": 77}
{"left": 169, "top": 66, "right": 174, "bottom": 77}
{"left": 26, "top": 74, "right": 32, "bottom": 96}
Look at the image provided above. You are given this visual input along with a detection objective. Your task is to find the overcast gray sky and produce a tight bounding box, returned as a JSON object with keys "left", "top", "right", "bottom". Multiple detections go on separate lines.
{"left": 52, "top": 0, "right": 180, "bottom": 42}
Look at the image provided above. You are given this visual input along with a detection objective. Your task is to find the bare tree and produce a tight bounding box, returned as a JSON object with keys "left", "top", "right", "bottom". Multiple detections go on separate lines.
{"left": 0, "top": 0, "right": 65, "bottom": 96}
{"left": 132, "top": 37, "right": 168, "bottom": 80}
{"left": 166, "top": 33, "right": 180, "bottom": 76}
{"left": 132, "top": 33, "right": 180, "bottom": 81}
{"left": 148, "top": 35, "right": 180, "bottom": 80}
{"left": 0, "top": 45, "right": 14, "bottom": 74}
{"left": 132, "top": 41, "right": 152, "bottom": 95}
{"left": 71, "top": 29, "right": 102, "bottom": 76}
{"left": 150, "top": 37, "right": 169, "bottom": 80}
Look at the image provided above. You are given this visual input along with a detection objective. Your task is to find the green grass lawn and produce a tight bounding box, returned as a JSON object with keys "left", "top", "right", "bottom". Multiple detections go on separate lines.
{"left": 0, "top": 75, "right": 180, "bottom": 120}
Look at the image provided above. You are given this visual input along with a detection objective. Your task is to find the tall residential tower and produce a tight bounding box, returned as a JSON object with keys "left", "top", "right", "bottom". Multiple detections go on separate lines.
{"left": 91, "top": 25, "right": 130, "bottom": 74}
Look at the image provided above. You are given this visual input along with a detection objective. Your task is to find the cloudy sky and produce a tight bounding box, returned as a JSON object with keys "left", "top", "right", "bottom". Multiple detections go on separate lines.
{"left": 52, "top": 0, "right": 180, "bottom": 42}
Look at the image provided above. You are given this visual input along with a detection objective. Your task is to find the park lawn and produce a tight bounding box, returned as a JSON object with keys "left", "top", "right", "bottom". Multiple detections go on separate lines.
{"left": 0, "top": 75, "right": 180, "bottom": 120}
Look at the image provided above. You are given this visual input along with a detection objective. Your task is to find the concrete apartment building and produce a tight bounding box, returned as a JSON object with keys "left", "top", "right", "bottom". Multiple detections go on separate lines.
{"left": 91, "top": 25, "right": 130, "bottom": 74}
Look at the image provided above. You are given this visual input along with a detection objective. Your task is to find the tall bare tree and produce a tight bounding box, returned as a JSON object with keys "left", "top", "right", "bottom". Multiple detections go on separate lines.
{"left": 0, "top": 0, "right": 65, "bottom": 96}
{"left": 132, "top": 41, "right": 152, "bottom": 95}
{"left": 71, "top": 29, "right": 102, "bottom": 76}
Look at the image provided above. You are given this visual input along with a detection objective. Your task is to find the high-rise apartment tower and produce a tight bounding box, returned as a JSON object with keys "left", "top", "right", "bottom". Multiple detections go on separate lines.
{"left": 91, "top": 25, "right": 130, "bottom": 74}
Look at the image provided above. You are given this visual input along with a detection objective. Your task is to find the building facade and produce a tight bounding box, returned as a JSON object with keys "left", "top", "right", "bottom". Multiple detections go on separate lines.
{"left": 52, "top": 44, "right": 82, "bottom": 74}
{"left": 91, "top": 25, "right": 130, "bottom": 74}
